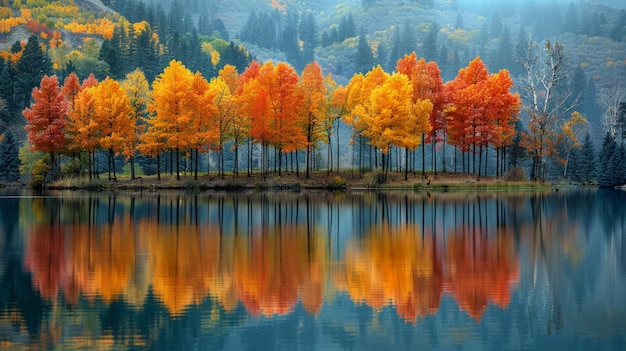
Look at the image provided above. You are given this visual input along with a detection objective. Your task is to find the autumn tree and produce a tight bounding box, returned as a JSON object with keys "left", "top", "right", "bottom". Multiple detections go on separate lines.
{"left": 241, "top": 61, "right": 304, "bottom": 176}
{"left": 209, "top": 67, "right": 238, "bottom": 178}
{"left": 121, "top": 69, "right": 152, "bottom": 180}
{"left": 143, "top": 60, "right": 196, "bottom": 180}
{"left": 238, "top": 62, "right": 271, "bottom": 176}
{"left": 346, "top": 66, "right": 432, "bottom": 181}
{"left": 299, "top": 62, "right": 327, "bottom": 178}
{"left": 91, "top": 78, "right": 134, "bottom": 181}
{"left": 396, "top": 53, "right": 445, "bottom": 176}
{"left": 66, "top": 84, "right": 99, "bottom": 179}
{"left": 23, "top": 75, "right": 68, "bottom": 181}
{"left": 446, "top": 57, "right": 519, "bottom": 178}
{"left": 262, "top": 62, "right": 305, "bottom": 175}
{"left": 326, "top": 76, "right": 346, "bottom": 173}
{"left": 189, "top": 71, "right": 217, "bottom": 179}
{"left": 560, "top": 111, "right": 587, "bottom": 178}
{"left": 218, "top": 65, "right": 249, "bottom": 177}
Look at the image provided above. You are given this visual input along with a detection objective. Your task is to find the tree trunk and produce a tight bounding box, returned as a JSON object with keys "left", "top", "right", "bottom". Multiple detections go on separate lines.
{"left": 195, "top": 148, "right": 199, "bottom": 180}
{"left": 404, "top": 147, "right": 409, "bottom": 181}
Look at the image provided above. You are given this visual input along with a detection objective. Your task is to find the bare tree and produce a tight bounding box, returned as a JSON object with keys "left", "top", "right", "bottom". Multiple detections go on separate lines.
{"left": 598, "top": 76, "right": 626, "bottom": 139}
{"left": 516, "top": 40, "right": 577, "bottom": 181}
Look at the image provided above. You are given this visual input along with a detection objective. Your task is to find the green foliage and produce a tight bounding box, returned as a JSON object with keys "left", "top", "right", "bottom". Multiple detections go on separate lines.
{"left": 30, "top": 153, "right": 50, "bottom": 188}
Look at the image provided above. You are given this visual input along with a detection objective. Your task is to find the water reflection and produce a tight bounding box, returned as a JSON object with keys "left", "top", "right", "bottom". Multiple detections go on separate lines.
{"left": 1, "top": 189, "right": 626, "bottom": 350}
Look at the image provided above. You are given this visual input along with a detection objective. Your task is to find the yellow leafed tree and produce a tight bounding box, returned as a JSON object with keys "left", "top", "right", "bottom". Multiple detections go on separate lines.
{"left": 143, "top": 60, "right": 196, "bottom": 180}
{"left": 91, "top": 78, "right": 134, "bottom": 180}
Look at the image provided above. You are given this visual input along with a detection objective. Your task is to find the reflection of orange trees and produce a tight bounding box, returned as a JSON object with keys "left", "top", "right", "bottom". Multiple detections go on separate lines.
{"left": 23, "top": 217, "right": 330, "bottom": 317}
{"left": 337, "top": 222, "right": 443, "bottom": 323}
{"left": 337, "top": 223, "right": 519, "bottom": 323}
{"left": 234, "top": 225, "right": 328, "bottom": 316}
{"left": 69, "top": 215, "right": 138, "bottom": 304}
{"left": 444, "top": 229, "right": 519, "bottom": 321}
{"left": 143, "top": 221, "right": 221, "bottom": 315}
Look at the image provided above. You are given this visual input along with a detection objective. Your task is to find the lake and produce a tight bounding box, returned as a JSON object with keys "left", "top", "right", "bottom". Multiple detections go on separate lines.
{"left": 0, "top": 188, "right": 625, "bottom": 350}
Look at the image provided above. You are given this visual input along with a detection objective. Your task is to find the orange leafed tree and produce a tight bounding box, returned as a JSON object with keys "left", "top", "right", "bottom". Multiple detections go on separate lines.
{"left": 446, "top": 57, "right": 519, "bottom": 177}
{"left": 23, "top": 75, "right": 68, "bottom": 179}
{"left": 90, "top": 78, "right": 134, "bottom": 181}
{"left": 235, "top": 61, "right": 262, "bottom": 176}
{"left": 482, "top": 69, "right": 520, "bottom": 176}
{"left": 142, "top": 60, "right": 196, "bottom": 180}
{"left": 239, "top": 62, "right": 280, "bottom": 176}
{"left": 189, "top": 71, "right": 218, "bottom": 179}
{"left": 66, "top": 85, "right": 99, "bottom": 178}
{"left": 299, "top": 62, "right": 327, "bottom": 178}
{"left": 260, "top": 61, "right": 305, "bottom": 175}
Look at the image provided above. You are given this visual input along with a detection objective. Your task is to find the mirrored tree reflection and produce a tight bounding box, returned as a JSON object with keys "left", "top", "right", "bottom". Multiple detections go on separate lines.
{"left": 1, "top": 189, "right": 625, "bottom": 349}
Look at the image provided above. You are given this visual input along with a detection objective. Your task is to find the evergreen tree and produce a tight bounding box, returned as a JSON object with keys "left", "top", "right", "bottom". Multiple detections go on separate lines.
{"left": 0, "top": 60, "right": 15, "bottom": 114}
{"left": 168, "top": 0, "right": 184, "bottom": 35}
{"left": 388, "top": 27, "right": 402, "bottom": 69}
{"left": 569, "top": 65, "right": 587, "bottom": 110}
{"left": 399, "top": 22, "right": 416, "bottom": 56}
{"left": 609, "top": 11, "right": 626, "bottom": 42}
{"left": 240, "top": 10, "right": 259, "bottom": 44}
{"left": 490, "top": 25, "right": 513, "bottom": 72}
{"left": 598, "top": 132, "right": 617, "bottom": 187}
{"left": 219, "top": 42, "right": 251, "bottom": 73}
{"left": 573, "top": 132, "right": 597, "bottom": 183}
{"left": 15, "top": 35, "right": 52, "bottom": 109}
{"left": 423, "top": 22, "right": 439, "bottom": 62}
{"left": 508, "top": 119, "right": 526, "bottom": 169}
{"left": 583, "top": 77, "right": 602, "bottom": 131}
{"left": 0, "top": 130, "right": 20, "bottom": 182}
{"left": 299, "top": 12, "right": 318, "bottom": 66}
{"left": 99, "top": 35, "right": 122, "bottom": 78}
{"left": 338, "top": 13, "right": 356, "bottom": 41}
{"left": 354, "top": 32, "right": 374, "bottom": 74}
{"left": 490, "top": 10, "right": 503, "bottom": 39}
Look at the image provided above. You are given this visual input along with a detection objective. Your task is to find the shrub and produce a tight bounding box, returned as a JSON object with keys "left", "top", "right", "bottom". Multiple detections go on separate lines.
{"left": 330, "top": 176, "right": 346, "bottom": 189}
{"left": 504, "top": 167, "right": 527, "bottom": 182}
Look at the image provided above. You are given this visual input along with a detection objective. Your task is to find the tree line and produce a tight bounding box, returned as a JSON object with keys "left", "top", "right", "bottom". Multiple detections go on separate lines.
{"left": 20, "top": 51, "right": 523, "bottom": 186}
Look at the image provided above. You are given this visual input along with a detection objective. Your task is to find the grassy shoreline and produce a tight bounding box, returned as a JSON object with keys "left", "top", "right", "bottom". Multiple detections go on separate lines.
{"left": 35, "top": 170, "right": 559, "bottom": 192}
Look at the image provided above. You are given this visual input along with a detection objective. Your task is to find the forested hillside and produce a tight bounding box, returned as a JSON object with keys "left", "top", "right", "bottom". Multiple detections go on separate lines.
{"left": 1, "top": 0, "right": 626, "bottom": 186}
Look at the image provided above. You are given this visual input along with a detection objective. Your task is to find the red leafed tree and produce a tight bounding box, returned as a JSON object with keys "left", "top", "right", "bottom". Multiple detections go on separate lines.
{"left": 482, "top": 70, "right": 520, "bottom": 177}
{"left": 61, "top": 72, "right": 82, "bottom": 111}
{"left": 447, "top": 57, "right": 519, "bottom": 177}
{"left": 23, "top": 75, "right": 68, "bottom": 180}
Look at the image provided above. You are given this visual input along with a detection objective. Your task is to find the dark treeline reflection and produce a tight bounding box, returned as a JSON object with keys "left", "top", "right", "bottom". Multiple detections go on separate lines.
{"left": 0, "top": 189, "right": 625, "bottom": 349}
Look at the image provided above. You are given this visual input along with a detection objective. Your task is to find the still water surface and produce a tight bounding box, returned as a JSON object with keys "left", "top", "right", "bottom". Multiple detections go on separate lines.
{"left": 0, "top": 188, "right": 625, "bottom": 350}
